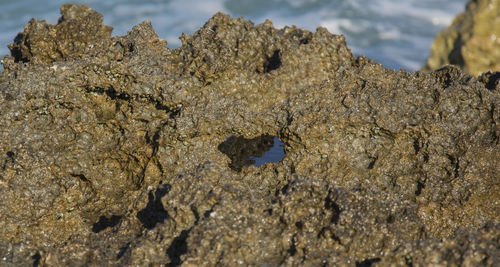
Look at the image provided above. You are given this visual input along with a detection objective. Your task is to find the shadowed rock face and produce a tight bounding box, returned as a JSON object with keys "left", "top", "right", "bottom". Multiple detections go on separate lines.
{"left": 423, "top": 0, "right": 500, "bottom": 76}
{"left": 0, "top": 4, "right": 499, "bottom": 266}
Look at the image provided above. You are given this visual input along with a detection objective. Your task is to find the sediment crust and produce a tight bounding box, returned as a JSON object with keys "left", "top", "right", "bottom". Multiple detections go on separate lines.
{"left": 0, "top": 4, "right": 499, "bottom": 266}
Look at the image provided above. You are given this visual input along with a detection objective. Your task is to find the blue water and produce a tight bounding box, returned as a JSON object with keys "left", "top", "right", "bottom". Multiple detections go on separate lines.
{"left": 249, "top": 137, "right": 285, "bottom": 168}
{"left": 0, "top": 0, "right": 468, "bottom": 71}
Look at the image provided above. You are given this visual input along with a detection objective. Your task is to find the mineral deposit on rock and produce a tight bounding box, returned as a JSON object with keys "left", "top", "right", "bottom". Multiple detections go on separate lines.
{"left": 0, "top": 4, "right": 499, "bottom": 266}
{"left": 423, "top": 0, "right": 500, "bottom": 76}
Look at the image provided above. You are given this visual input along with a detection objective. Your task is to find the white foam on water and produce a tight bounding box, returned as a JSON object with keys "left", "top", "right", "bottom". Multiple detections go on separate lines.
{"left": 373, "top": 0, "right": 462, "bottom": 26}
{"left": 320, "top": 18, "right": 371, "bottom": 35}
{"left": 108, "top": 0, "right": 228, "bottom": 47}
{"left": 378, "top": 28, "right": 401, "bottom": 41}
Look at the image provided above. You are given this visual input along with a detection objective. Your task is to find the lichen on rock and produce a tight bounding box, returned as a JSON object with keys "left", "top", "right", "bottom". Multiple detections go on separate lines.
{"left": 0, "top": 4, "right": 499, "bottom": 266}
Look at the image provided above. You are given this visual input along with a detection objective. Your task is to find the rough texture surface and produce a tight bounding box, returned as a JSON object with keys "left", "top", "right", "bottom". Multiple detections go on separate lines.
{"left": 0, "top": 5, "right": 499, "bottom": 266}
{"left": 423, "top": 0, "right": 500, "bottom": 76}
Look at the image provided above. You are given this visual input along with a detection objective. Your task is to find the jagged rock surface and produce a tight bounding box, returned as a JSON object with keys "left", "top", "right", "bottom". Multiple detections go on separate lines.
{"left": 0, "top": 5, "right": 499, "bottom": 266}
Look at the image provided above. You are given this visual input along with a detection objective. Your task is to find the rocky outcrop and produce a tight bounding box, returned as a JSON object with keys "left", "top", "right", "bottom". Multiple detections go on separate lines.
{"left": 8, "top": 5, "right": 114, "bottom": 64}
{"left": 0, "top": 5, "right": 499, "bottom": 266}
{"left": 423, "top": 0, "right": 500, "bottom": 76}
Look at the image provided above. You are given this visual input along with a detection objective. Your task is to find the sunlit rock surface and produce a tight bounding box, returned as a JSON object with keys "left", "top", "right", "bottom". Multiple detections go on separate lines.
{"left": 0, "top": 4, "right": 498, "bottom": 266}
{"left": 423, "top": 0, "right": 500, "bottom": 76}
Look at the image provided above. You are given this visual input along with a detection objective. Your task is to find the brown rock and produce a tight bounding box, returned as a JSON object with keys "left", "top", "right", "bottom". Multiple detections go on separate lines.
{"left": 8, "top": 4, "right": 113, "bottom": 64}
{"left": 423, "top": 0, "right": 500, "bottom": 76}
{"left": 0, "top": 5, "right": 498, "bottom": 266}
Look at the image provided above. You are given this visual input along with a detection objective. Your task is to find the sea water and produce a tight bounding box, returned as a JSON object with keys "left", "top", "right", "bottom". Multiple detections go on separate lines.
{"left": 0, "top": 0, "right": 468, "bottom": 71}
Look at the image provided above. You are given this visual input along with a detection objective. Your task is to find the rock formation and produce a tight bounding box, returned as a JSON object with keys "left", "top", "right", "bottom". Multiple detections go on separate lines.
{"left": 423, "top": 0, "right": 500, "bottom": 76}
{"left": 0, "top": 4, "right": 498, "bottom": 266}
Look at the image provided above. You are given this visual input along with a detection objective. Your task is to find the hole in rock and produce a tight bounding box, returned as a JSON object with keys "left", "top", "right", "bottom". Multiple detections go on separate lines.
{"left": 386, "top": 214, "right": 395, "bottom": 224}
{"left": 32, "top": 251, "right": 41, "bottom": 267}
{"left": 166, "top": 229, "right": 190, "bottom": 267}
{"left": 483, "top": 72, "right": 500, "bottom": 90}
{"left": 300, "top": 36, "right": 311, "bottom": 45}
{"left": 415, "top": 181, "right": 424, "bottom": 196}
{"left": 117, "top": 242, "right": 131, "bottom": 259}
{"left": 263, "top": 50, "right": 281, "bottom": 73}
{"left": 356, "top": 258, "right": 381, "bottom": 267}
{"left": 137, "top": 183, "right": 171, "bottom": 229}
{"left": 324, "top": 193, "right": 341, "bottom": 224}
{"left": 218, "top": 135, "right": 285, "bottom": 172}
{"left": 287, "top": 235, "right": 297, "bottom": 256}
{"left": 92, "top": 215, "right": 122, "bottom": 233}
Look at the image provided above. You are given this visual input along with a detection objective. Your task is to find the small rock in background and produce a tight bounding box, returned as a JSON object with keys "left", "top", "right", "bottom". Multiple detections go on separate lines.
{"left": 423, "top": 0, "right": 500, "bottom": 76}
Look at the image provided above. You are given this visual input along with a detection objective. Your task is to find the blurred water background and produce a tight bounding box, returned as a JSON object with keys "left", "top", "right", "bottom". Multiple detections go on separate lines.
{"left": 1, "top": 0, "right": 468, "bottom": 71}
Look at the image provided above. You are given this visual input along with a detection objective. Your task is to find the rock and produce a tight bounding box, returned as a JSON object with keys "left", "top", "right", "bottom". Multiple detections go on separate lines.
{"left": 8, "top": 4, "right": 113, "bottom": 64}
{"left": 423, "top": 0, "right": 500, "bottom": 76}
{"left": 0, "top": 5, "right": 499, "bottom": 266}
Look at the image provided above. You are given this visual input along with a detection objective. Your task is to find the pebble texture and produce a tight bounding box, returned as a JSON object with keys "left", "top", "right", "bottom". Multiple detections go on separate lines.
{"left": 423, "top": 0, "right": 500, "bottom": 76}
{"left": 0, "top": 4, "right": 499, "bottom": 266}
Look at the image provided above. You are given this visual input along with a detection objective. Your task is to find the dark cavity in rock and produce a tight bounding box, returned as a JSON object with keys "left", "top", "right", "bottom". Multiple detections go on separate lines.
{"left": 117, "top": 242, "right": 131, "bottom": 259}
{"left": 356, "top": 257, "right": 381, "bottom": 267}
{"left": 263, "top": 50, "right": 282, "bottom": 73}
{"left": 137, "top": 183, "right": 171, "bottom": 229}
{"left": 166, "top": 229, "right": 190, "bottom": 267}
{"left": 32, "top": 251, "right": 41, "bottom": 267}
{"left": 218, "top": 135, "right": 285, "bottom": 172}
{"left": 92, "top": 215, "right": 122, "bottom": 233}
{"left": 480, "top": 71, "right": 500, "bottom": 91}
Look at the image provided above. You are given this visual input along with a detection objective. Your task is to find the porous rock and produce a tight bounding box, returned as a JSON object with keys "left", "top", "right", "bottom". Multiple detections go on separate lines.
{"left": 423, "top": 0, "right": 500, "bottom": 76}
{"left": 0, "top": 5, "right": 498, "bottom": 266}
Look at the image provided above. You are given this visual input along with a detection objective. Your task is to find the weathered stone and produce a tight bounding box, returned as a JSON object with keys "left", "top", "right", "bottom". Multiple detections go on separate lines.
{"left": 423, "top": 0, "right": 500, "bottom": 76}
{"left": 8, "top": 4, "right": 113, "bottom": 64}
{"left": 0, "top": 5, "right": 498, "bottom": 266}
